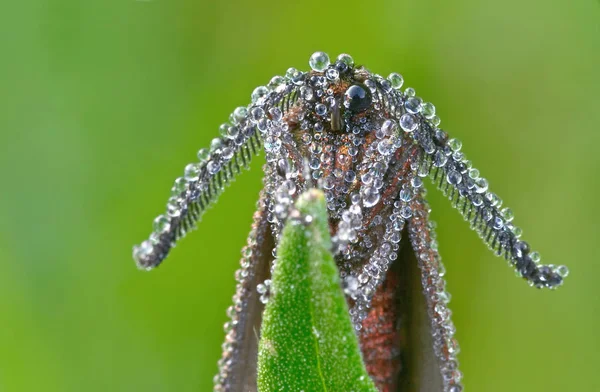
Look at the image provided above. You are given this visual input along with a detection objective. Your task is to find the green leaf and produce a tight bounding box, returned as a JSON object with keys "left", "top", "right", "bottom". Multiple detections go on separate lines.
{"left": 257, "top": 189, "right": 377, "bottom": 392}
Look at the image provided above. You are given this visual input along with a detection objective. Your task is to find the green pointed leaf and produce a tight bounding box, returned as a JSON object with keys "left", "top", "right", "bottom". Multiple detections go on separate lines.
{"left": 257, "top": 189, "right": 377, "bottom": 392}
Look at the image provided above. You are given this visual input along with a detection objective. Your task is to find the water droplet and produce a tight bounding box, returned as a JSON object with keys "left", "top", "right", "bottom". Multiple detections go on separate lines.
{"left": 210, "top": 138, "right": 223, "bottom": 152}
{"left": 474, "top": 178, "right": 488, "bottom": 193}
{"left": 405, "top": 97, "right": 421, "bottom": 114}
{"left": 300, "top": 86, "right": 314, "bottom": 101}
{"left": 486, "top": 192, "right": 501, "bottom": 207}
{"left": 501, "top": 207, "right": 514, "bottom": 222}
{"left": 315, "top": 103, "right": 327, "bottom": 116}
{"left": 452, "top": 151, "right": 464, "bottom": 163}
{"left": 448, "top": 138, "right": 462, "bottom": 152}
{"left": 167, "top": 197, "right": 181, "bottom": 217}
{"left": 381, "top": 119, "right": 398, "bottom": 136}
{"left": 309, "top": 157, "right": 321, "bottom": 170}
{"left": 344, "top": 170, "right": 356, "bottom": 183}
{"left": 290, "top": 69, "right": 305, "bottom": 85}
{"left": 362, "top": 187, "right": 380, "bottom": 208}
{"left": 400, "top": 113, "right": 418, "bottom": 132}
{"left": 447, "top": 170, "right": 462, "bottom": 185}
{"left": 309, "top": 51, "right": 330, "bottom": 72}
{"left": 218, "top": 123, "right": 229, "bottom": 137}
{"left": 341, "top": 210, "right": 353, "bottom": 222}
{"left": 400, "top": 205, "right": 413, "bottom": 219}
{"left": 493, "top": 216, "right": 504, "bottom": 230}
{"left": 251, "top": 86, "right": 268, "bottom": 103}
{"left": 325, "top": 68, "right": 339, "bottom": 80}
{"left": 343, "top": 276, "right": 359, "bottom": 296}
{"left": 207, "top": 161, "right": 220, "bottom": 175}
{"left": 379, "top": 79, "right": 392, "bottom": 93}
{"left": 172, "top": 177, "right": 187, "bottom": 195}
{"left": 221, "top": 147, "right": 234, "bottom": 160}
{"left": 422, "top": 102, "right": 436, "bottom": 119}
{"left": 250, "top": 107, "right": 265, "bottom": 123}
{"left": 358, "top": 273, "right": 369, "bottom": 284}
{"left": 286, "top": 67, "right": 298, "bottom": 79}
{"left": 411, "top": 177, "right": 423, "bottom": 188}
{"left": 434, "top": 303, "right": 449, "bottom": 319}
{"left": 264, "top": 136, "right": 282, "bottom": 153}
{"left": 153, "top": 215, "right": 170, "bottom": 233}
{"left": 281, "top": 179, "right": 296, "bottom": 195}
{"left": 268, "top": 75, "right": 286, "bottom": 91}
{"left": 468, "top": 168, "right": 480, "bottom": 179}
{"left": 278, "top": 159, "right": 295, "bottom": 179}
{"left": 336, "top": 53, "right": 354, "bottom": 67}
{"left": 482, "top": 208, "right": 493, "bottom": 222}
{"left": 133, "top": 240, "right": 153, "bottom": 265}
{"left": 344, "top": 84, "right": 372, "bottom": 113}
{"left": 184, "top": 163, "right": 200, "bottom": 181}
{"left": 269, "top": 107, "right": 283, "bottom": 123}
{"left": 433, "top": 150, "right": 448, "bottom": 167}
{"left": 233, "top": 107, "right": 247, "bottom": 122}
{"left": 399, "top": 188, "right": 413, "bottom": 202}
{"left": 257, "top": 118, "right": 268, "bottom": 133}
{"left": 257, "top": 283, "right": 267, "bottom": 294}
{"left": 323, "top": 176, "right": 335, "bottom": 190}
{"left": 197, "top": 148, "right": 209, "bottom": 162}
{"left": 226, "top": 126, "right": 239, "bottom": 139}
{"left": 512, "top": 226, "right": 523, "bottom": 238}
{"left": 377, "top": 138, "right": 395, "bottom": 155}
{"left": 388, "top": 72, "right": 404, "bottom": 89}
{"left": 556, "top": 265, "right": 569, "bottom": 278}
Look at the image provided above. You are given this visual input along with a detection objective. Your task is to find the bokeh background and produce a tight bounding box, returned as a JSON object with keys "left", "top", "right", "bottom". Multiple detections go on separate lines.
{"left": 1, "top": 0, "right": 599, "bottom": 391}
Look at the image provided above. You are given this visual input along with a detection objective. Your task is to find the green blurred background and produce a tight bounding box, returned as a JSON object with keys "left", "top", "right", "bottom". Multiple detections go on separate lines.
{"left": 1, "top": 0, "right": 598, "bottom": 391}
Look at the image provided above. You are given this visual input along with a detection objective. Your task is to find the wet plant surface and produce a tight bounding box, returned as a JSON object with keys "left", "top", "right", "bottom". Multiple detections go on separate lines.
{"left": 257, "top": 190, "right": 377, "bottom": 392}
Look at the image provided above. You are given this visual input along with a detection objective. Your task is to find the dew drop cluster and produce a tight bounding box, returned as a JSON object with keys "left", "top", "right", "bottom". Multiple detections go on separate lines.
{"left": 132, "top": 51, "right": 568, "bottom": 392}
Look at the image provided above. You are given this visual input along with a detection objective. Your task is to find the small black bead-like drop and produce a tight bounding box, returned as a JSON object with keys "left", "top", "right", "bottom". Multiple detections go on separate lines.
{"left": 335, "top": 61, "right": 349, "bottom": 73}
{"left": 343, "top": 84, "right": 372, "bottom": 113}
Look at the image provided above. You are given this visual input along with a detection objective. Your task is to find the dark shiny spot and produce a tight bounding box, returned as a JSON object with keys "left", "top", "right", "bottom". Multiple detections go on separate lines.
{"left": 343, "top": 84, "right": 372, "bottom": 113}
{"left": 335, "top": 61, "right": 349, "bottom": 73}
